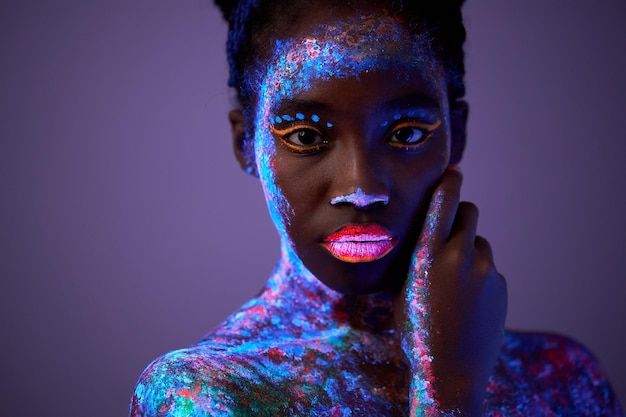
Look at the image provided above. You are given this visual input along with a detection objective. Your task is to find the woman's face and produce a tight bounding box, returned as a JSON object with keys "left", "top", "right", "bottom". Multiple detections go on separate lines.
{"left": 242, "top": 7, "right": 461, "bottom": 294}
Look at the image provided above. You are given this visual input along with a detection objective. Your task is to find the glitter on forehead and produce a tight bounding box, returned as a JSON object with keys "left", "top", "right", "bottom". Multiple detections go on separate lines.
{"left": 249, "top": 13, "right": 438, "bottom": 105}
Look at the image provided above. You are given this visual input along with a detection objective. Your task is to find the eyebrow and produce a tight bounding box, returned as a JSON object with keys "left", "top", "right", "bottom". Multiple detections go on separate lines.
{"left": 272, "top": 99, "right": 332, "bottom": 115}
{"left": 380, "top": 94, "right": 440, "bottom": 111}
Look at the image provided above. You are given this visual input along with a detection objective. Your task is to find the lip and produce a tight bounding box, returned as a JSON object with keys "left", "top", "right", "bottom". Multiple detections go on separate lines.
{"left": 321, "top": 224, "right": 397, "bottom": 263}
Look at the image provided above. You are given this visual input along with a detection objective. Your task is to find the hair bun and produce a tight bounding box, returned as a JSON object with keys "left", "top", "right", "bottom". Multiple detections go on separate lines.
{"left": 214, "top": 0, "right": 239, "bottom": 21}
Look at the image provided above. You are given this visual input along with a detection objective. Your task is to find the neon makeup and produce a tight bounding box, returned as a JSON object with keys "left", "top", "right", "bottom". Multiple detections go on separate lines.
{"left": 252, "top": 12, "right": 442, "bottom": 255}
{"left": 132, "top": 6, "right": 623, "bottom": 417}
{"left": 269, "top": 112, "right": 333, "bottom": 154}
{"left": 381, "top": 110, "right": 442, "bottom": 150}
{"left": 330, "top": 187, "right": 389, "bottom": 208}
{"left": 322, "top": 224, "right": 396, "bottom": 263}
{"left": 271, "top": 112, "right": 333, "bottom": 129}
{"left": 401, "top": 186, "right": 445, "bottom": 416}
{"left": 380, "top": 110, "right": 440, "bottom": 128}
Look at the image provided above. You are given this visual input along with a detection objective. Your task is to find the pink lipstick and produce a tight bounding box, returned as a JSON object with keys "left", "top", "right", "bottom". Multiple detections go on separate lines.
{"left": 321, "top": 224, "right": 396, "bottom": 263}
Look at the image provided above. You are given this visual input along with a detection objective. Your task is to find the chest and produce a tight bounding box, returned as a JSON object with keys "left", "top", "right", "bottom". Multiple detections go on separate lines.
{"left": 217, "top": 336, "right": 411, "bottom": 416}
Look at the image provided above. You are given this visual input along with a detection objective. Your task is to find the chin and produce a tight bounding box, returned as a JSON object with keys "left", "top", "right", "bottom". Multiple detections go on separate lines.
{"left": 309, "top": 248, "right": 414, "bottom": 296}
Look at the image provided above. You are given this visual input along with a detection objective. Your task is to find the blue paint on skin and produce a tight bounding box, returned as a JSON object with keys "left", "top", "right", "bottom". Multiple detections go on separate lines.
{"left": 130, "top": 10, "right": 624, "bottom": 417}
{"left": 378, "top": 111, "right": 441, "bottom": 133}
{"left": 250, "top": 12, "right": 442, "bottom": 256}
{"left": 270, "top": 112, "right": 334, "bottom": 131}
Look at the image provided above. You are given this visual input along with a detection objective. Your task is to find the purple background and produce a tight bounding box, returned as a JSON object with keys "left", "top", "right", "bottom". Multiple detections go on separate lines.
{"left": 2, "top": 0, "right": 625, "bottom": 415}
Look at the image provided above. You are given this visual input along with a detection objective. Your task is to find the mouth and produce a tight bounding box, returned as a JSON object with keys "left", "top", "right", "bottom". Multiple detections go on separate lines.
{"left": 321, "top": 224, "right": 397, "bottom": 263}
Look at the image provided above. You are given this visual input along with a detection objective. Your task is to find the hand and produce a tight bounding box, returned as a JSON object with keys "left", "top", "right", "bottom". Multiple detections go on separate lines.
{"left": 393, "top": 167, "right": 507, "bottom": 416}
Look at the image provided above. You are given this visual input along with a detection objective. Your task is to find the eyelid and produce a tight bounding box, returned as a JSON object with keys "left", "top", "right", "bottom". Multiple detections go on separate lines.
{"left": 390, "top": 118, "right": 441, "bottom": 133}
{"left": 269, "top": 121, "right": 328, "bottom": 154}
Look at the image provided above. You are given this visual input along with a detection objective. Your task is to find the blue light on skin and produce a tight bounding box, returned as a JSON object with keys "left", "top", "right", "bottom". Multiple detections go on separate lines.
{"left": 130, "top": 9, "right": 622, "bottom": 417}
{"left": 251, "top": 13, "right": 449, "bottom": 413}
{"left": 252, "top": 11, "right": 446, "bottom": 263}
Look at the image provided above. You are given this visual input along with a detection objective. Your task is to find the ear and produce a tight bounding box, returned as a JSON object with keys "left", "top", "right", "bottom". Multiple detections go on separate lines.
{"left": 228, "top": 109, "right": 258, "bottom": 177}
{"left": 449, "top": 100, "right": 468, "bottom": 165}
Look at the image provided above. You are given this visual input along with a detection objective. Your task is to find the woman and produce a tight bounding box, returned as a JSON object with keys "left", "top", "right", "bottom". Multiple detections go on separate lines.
{"left": 130, "top": 0, "right": 622, "bottom": 415}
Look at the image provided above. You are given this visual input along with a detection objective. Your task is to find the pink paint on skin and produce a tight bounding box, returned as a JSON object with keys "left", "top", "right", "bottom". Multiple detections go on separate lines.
{"left": 322, "top": 224, "right": 396, "bottom": 263}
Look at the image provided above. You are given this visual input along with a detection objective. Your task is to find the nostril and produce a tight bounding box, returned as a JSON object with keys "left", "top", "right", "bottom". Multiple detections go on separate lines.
{"left": 330, "top": 188, "right": 389, "bottom": 209}
{"left": 331, "top": 200, "right": 353, "bottom": 208}
{"left": 367, "top": 200, "right": 388, "bottom": 210}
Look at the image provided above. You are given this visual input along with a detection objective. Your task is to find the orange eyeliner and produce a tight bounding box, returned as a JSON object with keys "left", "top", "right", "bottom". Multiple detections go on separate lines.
{"left": 391, "top": 119, "right": 441, "bottom": 132}
{"left": 269, "top": 123, "right": 327, "bottom": 154}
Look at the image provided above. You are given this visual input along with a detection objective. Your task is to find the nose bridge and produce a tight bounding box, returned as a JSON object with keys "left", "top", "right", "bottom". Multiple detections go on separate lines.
{"left": 349, "top": 141, "right": 377, "bottom": 189}
{"left": 331, "top": 136, "right": 389, "bottom": 207}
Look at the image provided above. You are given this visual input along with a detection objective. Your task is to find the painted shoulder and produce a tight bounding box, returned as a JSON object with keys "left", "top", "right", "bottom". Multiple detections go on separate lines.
{"left": 129, "top": 344, "right": 241, "bottom": 417}
{"left": 486, "top": 330, "right": 624, "bottom": 416}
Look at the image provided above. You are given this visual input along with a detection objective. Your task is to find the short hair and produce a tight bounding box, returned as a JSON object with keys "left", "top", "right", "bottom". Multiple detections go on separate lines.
{"left": 214, "top": 0, "right": 467, "bottom": 109}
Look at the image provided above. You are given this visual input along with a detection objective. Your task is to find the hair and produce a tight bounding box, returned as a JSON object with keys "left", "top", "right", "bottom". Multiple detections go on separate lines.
{"left": 214, "top": 0, "right": 466, "bottom": 113}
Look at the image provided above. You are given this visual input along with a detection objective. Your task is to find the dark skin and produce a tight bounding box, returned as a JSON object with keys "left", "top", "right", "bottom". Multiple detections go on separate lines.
{"left": 130, "top": 3, "right": 620, "bottom": 415}
{"left": 228, "top": 5, "right": 507, "bottom": 415}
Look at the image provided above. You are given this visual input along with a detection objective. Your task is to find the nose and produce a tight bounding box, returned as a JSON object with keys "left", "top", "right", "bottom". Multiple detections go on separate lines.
{"left": 329, "top": 139, "right": 389, "bottom": 210}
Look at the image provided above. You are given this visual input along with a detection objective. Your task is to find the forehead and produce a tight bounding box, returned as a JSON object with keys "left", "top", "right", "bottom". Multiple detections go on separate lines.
{"left": 250, "top": 11, "right": 441, "bottom": 106}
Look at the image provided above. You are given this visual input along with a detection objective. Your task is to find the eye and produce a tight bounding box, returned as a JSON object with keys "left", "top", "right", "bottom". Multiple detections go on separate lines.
{"left": 388, "top": 126, "right": 426, "bottom": 145}
{"left": 270, "top": 123, "right": 329, "bottom": 154}
{"left": 386, "top": 119, "right": 441, "bottom": 150}
{"left": 286, "top": 129, "right": 324, "bottom": 147}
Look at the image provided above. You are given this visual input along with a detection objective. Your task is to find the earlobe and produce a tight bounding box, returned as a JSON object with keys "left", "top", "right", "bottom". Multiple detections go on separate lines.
{"left": 449, "top": 100, "right": 468, "bottom": 165}
{"left": 229, "top": 109, "right": 258, "bottom": 177}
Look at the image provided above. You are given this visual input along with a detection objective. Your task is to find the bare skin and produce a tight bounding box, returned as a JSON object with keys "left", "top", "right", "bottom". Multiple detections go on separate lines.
{"left": 130, "top": 4, "right": 622, "bottom": 416}
{"left": 130, "top": 171, "right": 617, "bottom": 416}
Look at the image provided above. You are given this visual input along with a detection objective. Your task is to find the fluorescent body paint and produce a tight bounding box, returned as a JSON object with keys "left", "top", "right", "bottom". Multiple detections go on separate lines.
{"left": 330, "top": 187, "right": 389, "bottom": 208}
{"left": 130, "top": 10, "right": 624, "bottom": 417}
{"left": 130, "top": 260, "right": 623, "bottom": 415}
{"left": 402, "top": 186, "right": 445, "bottom": 416}
{"left": 252, "top": 11, "right": 440, "bottom": 270}
{"left": 272, "top": 112, "right": 327, "bottom": 127}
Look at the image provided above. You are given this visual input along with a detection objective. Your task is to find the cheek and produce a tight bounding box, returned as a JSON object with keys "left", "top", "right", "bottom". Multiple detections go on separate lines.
{"left": 272, "top": 154, "right": 331, "bottom": 239}
{"left": 253, "top": 126, "right": 296, "bottom": 242}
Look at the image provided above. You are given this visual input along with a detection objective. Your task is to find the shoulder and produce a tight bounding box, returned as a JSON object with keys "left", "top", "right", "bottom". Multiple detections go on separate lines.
{"left": 486, "top": 330, "right": 623, "bottom": 416}
{"left": 129, "top": 344, "right": 243, "bottom": 417}
{"left": 501, "top": 330, "right": 600, "bottom": 368}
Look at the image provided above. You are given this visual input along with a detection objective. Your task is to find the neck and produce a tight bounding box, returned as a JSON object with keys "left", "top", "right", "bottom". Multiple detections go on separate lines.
{"left": 261, "top": 247, "right": 396, "bottom": 334}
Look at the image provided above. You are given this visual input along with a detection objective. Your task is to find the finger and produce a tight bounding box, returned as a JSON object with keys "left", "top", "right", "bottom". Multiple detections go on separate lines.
{"left": 449, "top": 201, "right": 479, "bottom": 252}
{"left": 418, "top": 166, "right": 463, "bottom": 252}
{"left": 474, "top": 235, "right": 494, "bottom": 262}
